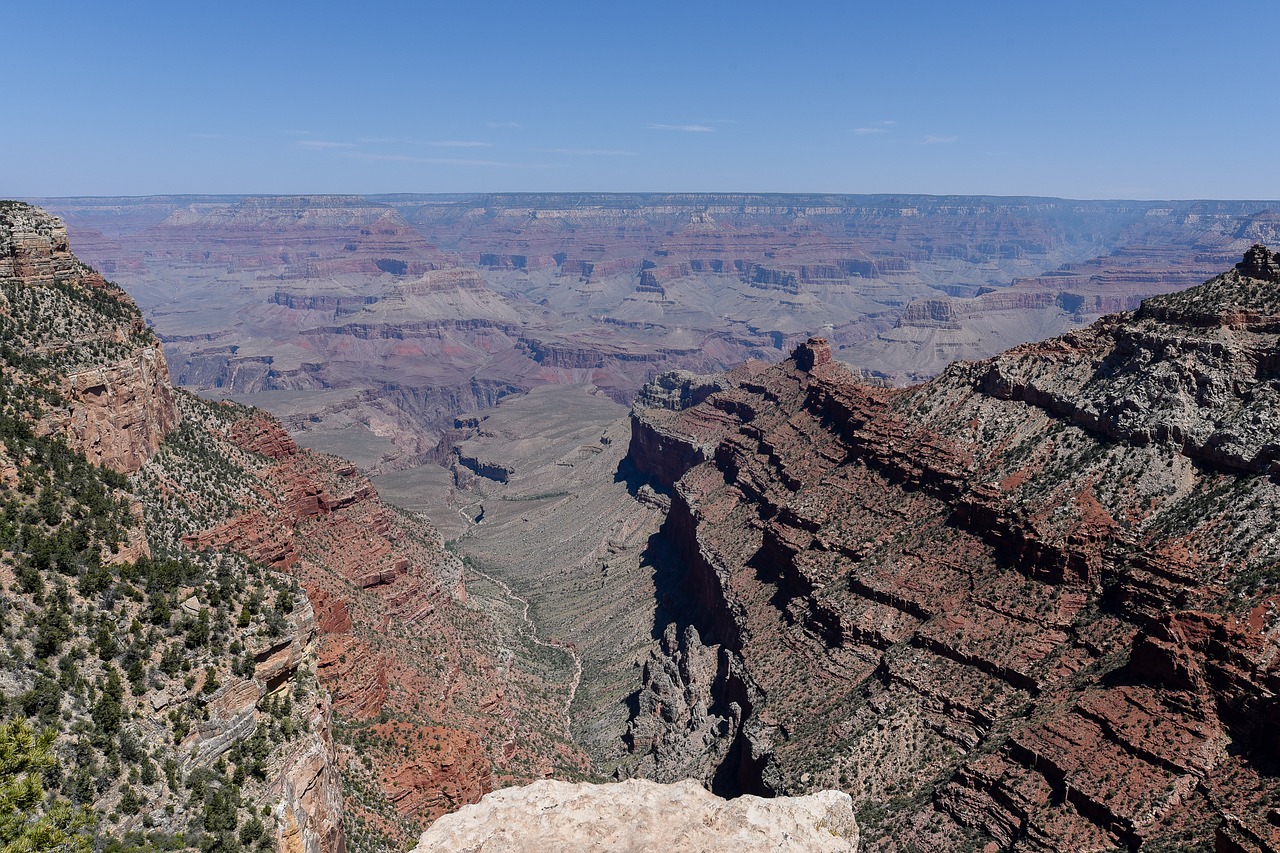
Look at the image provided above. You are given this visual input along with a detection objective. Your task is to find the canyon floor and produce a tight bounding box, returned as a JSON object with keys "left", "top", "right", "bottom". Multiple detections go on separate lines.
{"left": 370, "top": 384, "right": 672, "bottom": 774}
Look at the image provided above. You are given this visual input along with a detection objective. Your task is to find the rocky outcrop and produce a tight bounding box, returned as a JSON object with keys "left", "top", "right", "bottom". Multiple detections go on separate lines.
{"left": 1236, "top": 243, "right": 1280, "bottom": 281}
{"left": 271, "top": 694, "right": 346, "bottom": 853}
{"left": 454, "top": 451, "right": 513, "bottom": 483}
{"left": 622, "top": 251, "right": 1280, "bottom": 851}
{"left": 61, "top": 344, "right": 179, "bottom": 473}
{"left": 0, "top": 201, "right": 80, "bottom": 282}
{"left": 623, "top": 624, "right": 745, "bottom": 786}
{"left": 628, "top": 362, "right": 769, "bottom": 491}
{"left": 0, "top": 203, "right": 180, "bottom": 472}
{"left": 632, "top": 370, "right": 729, "bottom": 412}
{"left": 413, "top": 779, "right": 857, "bottom": 853}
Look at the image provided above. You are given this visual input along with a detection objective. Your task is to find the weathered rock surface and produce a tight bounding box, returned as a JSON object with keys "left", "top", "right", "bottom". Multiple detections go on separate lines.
{"left": 631, "top": 369, "right": 730, "bottom": 411}
{"left": 1, "top": 202, "right": 341, "bottom": 853}
{"left": 1236, "top": 243, "right": 1280, "bottom": 281}
{"left": 61, "top": 344, "right": 180, "bottom": 473}
{"left": 413, "top": 779, "right": 857, "bottom": 853}
{"left": 271, "top": 693, "right": 346, "bottom": 853}
{"left": 624, "top": 251, "right": 1280, "bottom": 850}
{"left": 0, "top": 202, "right": 180, "bottom": 471}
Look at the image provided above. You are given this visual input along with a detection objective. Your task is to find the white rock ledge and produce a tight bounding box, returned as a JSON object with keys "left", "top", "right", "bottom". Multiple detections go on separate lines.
{"left": 413, "top": 778, "right": 857, "bottom": 853}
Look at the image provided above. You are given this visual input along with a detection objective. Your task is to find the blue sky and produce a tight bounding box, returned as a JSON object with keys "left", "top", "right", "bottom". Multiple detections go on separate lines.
{"left": 6, "top": 1, "right": 1277, "bottom": 199}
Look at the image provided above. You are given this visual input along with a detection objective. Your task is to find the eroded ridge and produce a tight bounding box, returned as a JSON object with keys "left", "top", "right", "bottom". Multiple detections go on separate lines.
{"left": 625, "top": 252, "right": 1280, "bottom": 851}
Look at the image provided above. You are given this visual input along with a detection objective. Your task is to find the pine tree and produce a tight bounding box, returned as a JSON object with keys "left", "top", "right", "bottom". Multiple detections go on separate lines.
{"left": 0, "top": 718, "right": 92, "bottom": 853}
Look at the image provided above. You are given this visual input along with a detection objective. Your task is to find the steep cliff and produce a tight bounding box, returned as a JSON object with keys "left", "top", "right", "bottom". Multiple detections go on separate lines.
{"left": 1, "top": 203, "right": 588, "bottom": 853}
{"left": 625, "top": 249, "right": 1280, "bottom": 851}
{"left": 0, "top": 201, "right": 179, "bottom": 472}
{"left": 0, "top": 201, "right": 351, "bottom": 853}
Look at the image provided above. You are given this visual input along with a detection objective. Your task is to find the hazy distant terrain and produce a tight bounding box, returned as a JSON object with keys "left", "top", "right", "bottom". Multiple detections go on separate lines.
{"left": 34, "top": 193, "right": 1280, "bottom": 466}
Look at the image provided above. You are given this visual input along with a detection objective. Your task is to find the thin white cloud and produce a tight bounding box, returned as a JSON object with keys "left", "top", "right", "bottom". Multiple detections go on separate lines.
{"left": 648, "top": 123, "right": 714, "bottom": 133}
{"left": 344, "top": 151, "right": 546, "bottom": 168}
{"left": 426, "top": 157, "right": 546, "bottom": 168}
{"left": 423, "top": 140, "right": 494, "bottom": 148}
{"left": 348, "top": 152, "right": 422, "bottom": 162}
{"left": 353, "top": 137, "right": 493, "bottom": 148}
{"left": 854, "top": 120, "right": 896, "bottom": 135}
{"left": 922, "top": 135, "right": 959, "bottom": 145}
{"left": 296, "top": 140, "right": 356, "bottom": 150}
{"left": 538, "top": 148, "right": 637, "bottom": 156}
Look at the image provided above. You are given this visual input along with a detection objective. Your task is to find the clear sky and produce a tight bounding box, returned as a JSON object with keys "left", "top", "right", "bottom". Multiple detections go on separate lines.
{"left": 5, "top": 0, "right": 1277, "bottom": 199}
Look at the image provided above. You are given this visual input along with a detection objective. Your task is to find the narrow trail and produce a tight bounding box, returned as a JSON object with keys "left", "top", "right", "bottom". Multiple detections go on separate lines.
{"left": 461, "top": 556, "right": 583, "bottom": 743}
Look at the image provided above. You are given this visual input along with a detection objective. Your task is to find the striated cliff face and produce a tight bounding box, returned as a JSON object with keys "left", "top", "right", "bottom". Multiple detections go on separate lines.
{"left": 0, "top": 202, "right": 180, "bottom": 472}
{"left": 61, "top": 345, "right": 179, "bottom": 474}
{"left": 627, "top": 362, "right": 768, "bottom": 491}
{"left": 625, "top": 251, "right": 1280, "bottom": 851}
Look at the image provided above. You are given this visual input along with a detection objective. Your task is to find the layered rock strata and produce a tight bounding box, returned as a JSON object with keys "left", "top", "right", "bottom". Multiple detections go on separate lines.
{"left": 625, "top": 252, "right": 1280, "bottom": 851}
{"left": 41, "top": 193, "right": 1279, "bottom": 464}
{"left": 0, "top": 202, "right": 179, "bottom": 471}
{"left": 1, "top": 203, "right": 341, "bottom": 853}
{"left": 1, "top": 203, "right": 588, "bottom": 853}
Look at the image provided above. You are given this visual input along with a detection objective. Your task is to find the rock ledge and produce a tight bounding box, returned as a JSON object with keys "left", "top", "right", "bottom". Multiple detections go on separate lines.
{"left": 413, "top": 779, "right": 857, "bottom": 852}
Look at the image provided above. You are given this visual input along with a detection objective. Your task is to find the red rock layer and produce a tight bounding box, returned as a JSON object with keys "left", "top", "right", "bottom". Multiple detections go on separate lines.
{"left": 183, "top": 411, "right": 590, "bottom": 846}
{"left": 629, "top": 264, "right": 1280, "bottom": 850}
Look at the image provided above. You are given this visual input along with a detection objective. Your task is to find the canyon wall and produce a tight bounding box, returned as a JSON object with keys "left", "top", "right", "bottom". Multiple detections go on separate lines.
{"left": 0, "top": 202, "right": 179, "bottom": 471}
{"left": 623, "top": 252, "right": 1280, "bottom": 851}
{"left": 1, "top": 202, "right": 592, "bottom": 853}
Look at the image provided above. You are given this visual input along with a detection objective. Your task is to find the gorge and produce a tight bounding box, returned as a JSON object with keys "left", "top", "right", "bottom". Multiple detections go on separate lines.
{"left": 4, "top": 198, "right": 1280, "bottom": 852}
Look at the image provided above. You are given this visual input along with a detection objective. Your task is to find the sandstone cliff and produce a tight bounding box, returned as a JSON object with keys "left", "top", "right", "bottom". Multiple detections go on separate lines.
{"left": 624, "top": 249, "right": 1280, "bottom": 851}
{"left": 0, "top": 201, "right": 179, "bottom": 471}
